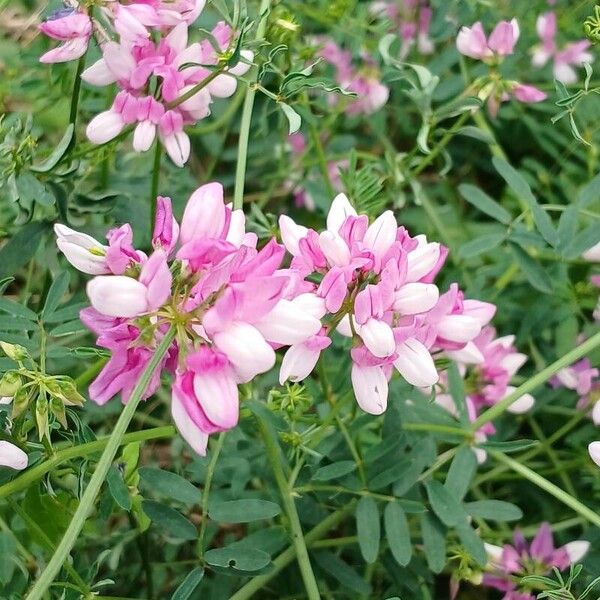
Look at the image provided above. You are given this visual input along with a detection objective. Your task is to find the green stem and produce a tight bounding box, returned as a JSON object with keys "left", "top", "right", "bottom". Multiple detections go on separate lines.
{"left": 197, "top": 431, "right": 226, "bottom": 559}
{"left": 471, "top": 110, "right": 507, "bottom": 160}
{"left": 233, "top": 0, "right": 272, "bottom": 210}
{"left": 259, "top": 419, "right": 321, "bottom": 600}
{"left": 403, "top": 422, "right": 472, "bottom": 438}
{"left": 472, "top": 330, "right": 600, "bottom": 430}
{"left": 229, "top": 503, "right": 354, "bottom": 600}
{"left": 69, "top": 54, "right": 86, "bottom": 125}
{"left": 490, "top": 451, "right": 600, "bottom": 529}
{"left": 0, "top": 425, "right": 175, "bottom": 500}
{"left": 149, "top": 140, "right": 162, "bottom": 235}
{"left": 25, "top": 327, "right": 176, "bottom": 600}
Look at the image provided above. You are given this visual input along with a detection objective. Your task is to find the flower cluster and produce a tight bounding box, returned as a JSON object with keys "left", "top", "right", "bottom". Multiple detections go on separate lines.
{"left": 39, "top": 3, "right": 252, "bottom": 166}
{"left": 436, "top": 326, "right": 534, "bottom": 462}
{"left": 318, "top": 40, "right": 389, "bottom": 116}
{"left": 279, "top": 194, "right": 496, "bottom": 415}
{"left": 456, "top": 19, "right": 547, "bottom": 117}
{"left": 370, "top": 0, "right": 434, "bottom": 59}
{"left": 533, "top": 12, "right": 593, "bottom": 84}
{"left": 482, "top": 523, "right": 589, "bottom": 600}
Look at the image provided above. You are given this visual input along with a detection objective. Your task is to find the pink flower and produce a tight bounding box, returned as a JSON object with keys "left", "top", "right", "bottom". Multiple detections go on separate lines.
{"left": 152, "top": 196, "right": 180, "bottom": 253}
{"left": 482, "top": 524, "right": 589, "bottom": 599}
{"left": 456, "top": 19, "right": 519, "bottom": 61}
{"left": 0, "top": 441, "right": 28, "bottom": 470}
{"left": 551, "top": 358, "right": 600, "bottom": 424}
{"left": 39, "top": 8, "right": 92, "bottom": 64}
{"left": 511, "top": 83, "right": 547, "bottom": 103}
{"left": 533, "top": 12, "right": 593, "bottom": 84}
{"left": 54, "top": 224, "right": 110, "bottom": 275}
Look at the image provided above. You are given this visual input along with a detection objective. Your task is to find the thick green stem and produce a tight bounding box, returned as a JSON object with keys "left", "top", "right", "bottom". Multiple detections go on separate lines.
{"left": 490, "top": 451, "right": 600, "bottom": 529}
{"left": 0, "top": 425, "right": 175, "bottom": 500}
{"left": 229, "top": 503, "right": 354, "bottom": 600}
{"left": 259, "top": 419, "right": 321, "bottom": 600}
{"left": 233, "top": 0, "right": 272, "bottom": 210}
{"left": 25, "top": 327, "right": 176, "bottom": 600}
{"left": 149, "top": 140, "right": 162, "bottom": 235}
{"left": 69, "top": 54, "right": 86, "bottom": 125}
{"left": 472, "top": 330, "right": 600, "bottom": 430}
{"left": 197, "top": 431, "right": 226, "bottom": 559}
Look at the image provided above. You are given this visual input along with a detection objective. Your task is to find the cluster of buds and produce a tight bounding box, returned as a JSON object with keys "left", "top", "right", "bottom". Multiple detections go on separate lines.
{"left": 456, "top": 19, "right": 547, "bottom": 117}
{"left": 0, "top": 341, "right": 84, "bottom": 470}
{"left": 56, "top": 188, "right": 497, "bottom": 454}
{"left": 39, "top": 2, "right": 253, "bottom": 166}
{"left": 370, "top": 0, "right": 434, "bottom": 59}
{"left": 317, "top": 40, "right": 389, "bottom": 116}
{"left": 279, "top": 194, "right": 496, "bottom": 415}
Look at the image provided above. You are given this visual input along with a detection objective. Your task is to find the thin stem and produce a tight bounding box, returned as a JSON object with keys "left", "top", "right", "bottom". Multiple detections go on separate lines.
{"left": 259, "top": 419, "right": 321, "bottom": 600}
{"left": 149, "top": 140, "right": 162, "bottom": 235}
{"left": 69, "top": 54, "right": 86, "bottom": 125}
{"left": 403, "top": 422, "right": 473, "bottom": 438}
{"left": 233, "top": 0, "right": 272, "bottom": 210}
{"left": 471, "top": 110, "right": 507, "bottom": 160}
{"left": 472, "top": 330, "right": 600, "bottom": 430}
{"left": 25, "top": 327, "right": 176, "bottom": 600}
{"left": 0, "top": 425, "right": 175, "bottom": 500}
{"left": 197, "top": 431, "right": 226, "bottom": 559}
{"left": 229, "top": 503, "right": 355, "bottom": 600}
{"left": 490, "top": 451, "right": 600, "bottom": 529}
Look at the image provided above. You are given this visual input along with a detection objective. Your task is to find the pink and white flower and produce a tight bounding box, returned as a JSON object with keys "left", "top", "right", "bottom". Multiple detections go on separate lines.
{"left": 39, "top": 8, "right": 92, "bottom": 64}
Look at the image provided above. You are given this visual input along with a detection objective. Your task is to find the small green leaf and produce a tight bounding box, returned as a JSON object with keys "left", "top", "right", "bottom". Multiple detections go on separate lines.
{"left": 208, "top": 499, "right": 281, "bottom": 523}
{"left": 464, "top": 500, "right": 523, "bottom": 522}
{"left": 279, "top": 102, "right": 301, "bottom": 134}
{"left": 458, "top": 184, "right": 512, "bottom": 224}
{"left": 31, "top": 124, "right": 75, "bottom": 173}
{"left": 356, "top": 496, "right": 380, "bottom": 563}
{"left": 106, "top": 465, "right": 131, "bottom": 511}
{"left": 384, "top": 503, "right": 411, "bottom": 566}
{"left": 479, "top": 439, "right": 538, "bottom": 453}
{"left": 42, "top": 272, "right": 70, "bottom": 319}
{"left": 16, "top": 172, "right": 55, "bottom": 206}
{"left": 456, "top": 521, "right": 487, "bottom": 566}
{"left": 0, "top": 533, "right": 17, "bottom": 584}
{"left": 312, "top": 460, "right": 357, "bottom": 481}
{"left": 204, "top": 546, "right": 271, "bottom": 572}
{"left": 170, "top": 567, "right": 204, "bottom": 600}
{"left": 447, "top": 362, "right": 467, "bottom": 424}
{"left": 142, "top": 501, "right": 197, "bottom": 540}
{"left": 458, "top": 232, "right": 505, "bottom": 259}
{"left": 509, "top": 244, "right": 553, "bottom": 294}
{"left": 0, "top": 297, "right": 38, "bottom": 321}
{"left": 425, "top": 479, "right": 468, "bottom": 527}
{"left": 139, "top": 467, "right": 199, "bottom": 505}
{"left": 313, "top": 551, "right": 372, "bottom": 595}
{"left": 0, "top": 222, "right": 49, "bottom": 279}
{"left": 420, "top": 513, "right": 446, "bottom": 574}
{"left": 445, "top": 447, "right": 477, "bottom": 501}
{"left": 562, "top": 223, "right": 600, "bottom": 259}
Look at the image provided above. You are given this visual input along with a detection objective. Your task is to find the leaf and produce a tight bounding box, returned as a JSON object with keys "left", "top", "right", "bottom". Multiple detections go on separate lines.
{"left": 41, "top": 272, "right": 70, "bottom": 319}
{"left": 356, "top": 496, "right": 380, "bottom": 563}
{"left": 208, "top": 499, "right": 281, "bottom": 523}
{"left": 139, "top": 467, "right": 199, "bottom": 505}
{"left": 458, "top": 184, "right": 512, "bottom": 224}
{"left": 447, "top": 362, "right": 467, "bottom": 424}
{"left": 106, "top": 465, "right": 131, "bottom": 511}
{"left": 0, "top": 533, "right": 17, "bottom": 584}
{"left": 479, "top": 439, "right": 538, "bottom": 453}
{"left": 279, "top": 103, "right": 302, "bottom": 134}
{"left": 384, "top": 503, "right": 411, "bottom": 566}
{"left": 455, "top": 125, "right": 495, "bottom": 144}
{"left": 0, "top": 315, "right": 38, "bottom": 331}
{"left": 369, "top": 459, "right": 411, "bottom": 490}
{"left": 142, "top": 501, "right": 197, "bottom": 540}
{"left": 562, "top": 223, "right": 600, "bottom": 259}
{"left": 464, "top": 500, "right": 523, "bottom": 522}
{"left": 435, "top": 97, "right": 482, "bottom": 121}
{"left": 16, "top": 172, "right": 55, "bottom": 206}
{"left": 444, "top": 447, "right": 477, "bottom": 501}
{"left": 509, "top": 244, "right": 553, "bottom": 294}
{"left": 0, "top": 297, "right": 38, "bottom": 321}
{"left": 312, "top": 460, "right": 356, "bottom": 481}
{"left": 204, "top": 546, "right": 271, "bottom": 572}
{"left": 577, "top": 172, "right": 600, "bottom": 207}
{"left": 0, "top": 222, "right": 48, "bottom": 279}
{"left": 557, "top": 206, "right": 579, "bottom": 255}
{"left": 420, "top": 513, "right": 446, "bottom": 573}
{"left": 170, "top": 567, "right": 204, "bottom": 600}
{"left": 49, "top": 319, "right": 87, "bottom": 337}
{"left": 459, "top": 233, "right": 505, "bottom": 259}
{"left": 456, "top": 521, "right": 487, "bottom": 566}
{"left": 425, "top": 479, "right": 468, "bottom": 527}
{"left": 31, "top": 124, "right": 75, "bottom": 173}
{"left": 313, "top": 551, "right": 372, "bottom": 595}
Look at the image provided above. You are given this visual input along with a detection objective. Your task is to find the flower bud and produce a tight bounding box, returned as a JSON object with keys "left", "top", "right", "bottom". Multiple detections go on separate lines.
{"left": 0, "top": 371, "right": 21, "bottom": 397}
{"left": 0, "top": 341, "right": 29, "bottom": 362}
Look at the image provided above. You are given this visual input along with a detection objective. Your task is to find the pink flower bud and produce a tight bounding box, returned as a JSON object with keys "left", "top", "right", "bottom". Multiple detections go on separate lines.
{"left": 0, "top": 441, "right": 28, "bottom": 470}
{"left": 392, "top": 282, "right": 439, "bottom": 315}
{"left": 180, "top": 182, "right": 227, "bottom": 244}
{"left": 394, "top": 338, "right": 439, "bottom": 387}
{"left": 327, "top": 193, "right": 357, "bottom": 233}
{"left": 363, "top": 210, "right": 397, "bottom": 265}
{"left": 351, "top": 364, "right": 388, "bottom": 415}
{"left": 357, "top": 318, "right": 396, "bottom": 358}
{"left": 152, "top": 196, "right": 179, "bottom": 253}
{"left": 279, "top": 215, "right": 308, "bottom": 256}
{"left": 54, "top": 224, "right": 109, "bottom": 275}
{"left": 512, "top": 84, "right": 547, "bottom": 104}
{"left": 39, "top": 10, "right": 91, "bottom": 64}
{"left": 456, "top": 22, "right": 492, "bottom": 60}
{"left": 488, "top": 19, "right": 520, "bottom": 56}
{"left": 87, "top": 276, "right": 149, "bottom": 318}
{"left": 280, "top": 334, "right": 331, "bottom": 384}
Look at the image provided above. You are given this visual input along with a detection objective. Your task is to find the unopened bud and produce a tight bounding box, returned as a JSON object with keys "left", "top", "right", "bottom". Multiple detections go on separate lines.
{"left": 11, "top": 386, "right": 32, "bottom": 419}
{"left": 0, "top": 341, "right": 29, "bottom": 362}
{"left": 0, "top": 371, "right": 21, "bottom": 397}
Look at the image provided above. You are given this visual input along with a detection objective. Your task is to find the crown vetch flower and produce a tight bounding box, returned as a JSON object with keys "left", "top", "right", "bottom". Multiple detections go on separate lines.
{"left": 39, "top": 8, "right": 92, "bottom": 64}
{"left": 0, "top": 440, "right": 28, "bottom": 471}
{"left": 278, "top": 193, "right": 495, "bottom": 415}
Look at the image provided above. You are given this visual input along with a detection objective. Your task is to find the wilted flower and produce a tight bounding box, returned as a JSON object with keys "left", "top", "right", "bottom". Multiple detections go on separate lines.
{"left": 532, "top": 12, "right": 593, "bottom": 84}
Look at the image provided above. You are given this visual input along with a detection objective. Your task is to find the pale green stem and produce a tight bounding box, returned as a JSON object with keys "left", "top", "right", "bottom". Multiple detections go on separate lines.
{"left": 229, "top": 502, "right": 355, "bottom": 600}
{"left": 490, "top": 451, "right": 600, "bottom": 529}
{"left": 472, "top": 330, "right": 600, "bottom": 430}
{"left": 233, "top": 0, "right": 272, "bottom": 210}
{"left": 197, "top": 431, "right": 226, "bottom": 559}
{"left": 25, "top": 327, "right": 176, "bottom": 600}
{"left": 259, "top": 419, "right": 321, "bottom": 600}
{"left": 0, "top": 425, "right": 175, "bottom": 500}
{"left": 149, "top": 140, "right": 162, "bottom": 234}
